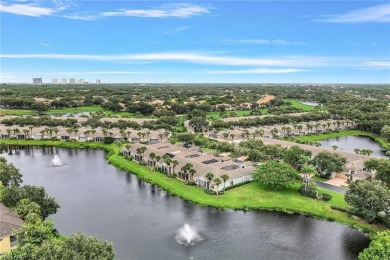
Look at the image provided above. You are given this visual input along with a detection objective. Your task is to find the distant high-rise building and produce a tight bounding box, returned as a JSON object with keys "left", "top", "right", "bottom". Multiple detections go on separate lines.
{"left": 52, "top": 78, "right": 58, "bottom": 84}
{"left": 77, "top": 79, "right": 84, "bottom": 84}
{"left": 61, "top": 78, "right": 68, "bottom": 84}
{"left": 69, "top": 78, "right": 76, "bottom": 84}
{"left": 96, "top": 79, "right": 101, "bottom": 84}
{"left": 32, "top": 76, "right": 42, "bottom": 85}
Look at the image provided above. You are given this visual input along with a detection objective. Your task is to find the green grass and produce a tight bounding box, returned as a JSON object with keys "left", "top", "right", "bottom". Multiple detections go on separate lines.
{"left": 297, "top": 130, "right": 390, "bottom": 150}
{"left": 206, "top": 109, "right": 268, "bottom": 119}
{"left": 285, "top": 99, "right": 318, "bottom": 111}
{"left": 0, "top": 109, "right": 35, "bottom": 115}
{"left": 312, "top": 176, "right": 329, "bottom": 182}
{"left": 0, "top": 139, "right": 384, "bottom": 233}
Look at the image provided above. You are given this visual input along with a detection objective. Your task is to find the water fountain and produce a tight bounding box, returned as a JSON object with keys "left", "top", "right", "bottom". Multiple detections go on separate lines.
{"left": 175, "top": 224, "right": 203, "bottom": 246}
{"left": 51, "top": 154, "right": 63, "bottom": 166}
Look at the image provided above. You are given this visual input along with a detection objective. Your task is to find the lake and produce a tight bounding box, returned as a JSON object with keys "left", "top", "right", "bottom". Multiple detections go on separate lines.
{"left": 300, "top": 101, "right": 320, "bottom": 106}
{"left": 2, "top": 147, "right": 370, "bottom": 260}
{"left": 320, "top": 136, "right": 388, "bottom": 158}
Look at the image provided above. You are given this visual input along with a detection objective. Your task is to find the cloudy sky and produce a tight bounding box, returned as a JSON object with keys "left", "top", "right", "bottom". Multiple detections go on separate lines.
{"left": 1, "top": 0, "right": 389, "bottom": 83}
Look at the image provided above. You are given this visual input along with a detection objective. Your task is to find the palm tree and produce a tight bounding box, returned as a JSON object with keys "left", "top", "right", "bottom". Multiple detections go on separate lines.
{"left": 22, "top": 129, "right": 30, "bottom": 139}
{"left": 180, "top": 163, "right": 193, "bottom": 180}
{"left": 213, "top": 178, "right": 222, "bottom": 195}
{"left": 172, "top": 160, "right": 179, "bottom": 174}
{"left": 155, "top": 155, "right": 161, "bottom": 169}
{"left": 53, "top": 127, "right": 59, "bottom": 138}
{"left": 205, "top": 172, "right": 214, "bottom": 189}
{"left": 230, "top": 133, "right": 235, "bottom": 144}
{"left": 221, "top": 174, "right": 229, "bottom": 191}
{"left": 66, "top": 128, "right": 73, "bottom": 138}
{"left": 354, "top": 148, "right": 360, "bottom": 154}
{"left": 331, "top": 145, "right": 338, "bottom": 150}
{"left": 13, "top": 128, "right": 20, "bottom": 137}
{"left": 163, "top": 157, "right": 172, "bottom": 174}
{"left": 222, "top": 132, "right": 229, "bottom": 141}
{"left": 149, "top": 152, "right": 156, "bottom": 168}
{"left": 28, "top": 125, "right": 34, "bottom": 136}
{"left": 189, "top": 168, "right": 196, "bottom": 181}
{"left": 255, "top": 129, "right": 264, "bottom": 137}
{"left": 158, "top": 133, "right": 164, "bottom": 142}
{"left": 73, "top": 128, "right": 79, "bottom": 139}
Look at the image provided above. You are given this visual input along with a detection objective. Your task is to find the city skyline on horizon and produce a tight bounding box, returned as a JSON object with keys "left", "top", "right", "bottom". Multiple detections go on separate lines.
{"left": 1, "top": 1, "right": 389, "bottom": 84}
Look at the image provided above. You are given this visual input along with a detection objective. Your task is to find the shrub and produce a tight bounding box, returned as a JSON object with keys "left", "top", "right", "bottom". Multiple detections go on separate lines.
{"left": 330, "top": 205, "right": 349, "bottom": 213}
{"left": 139, "top": 161, "right": 147, "bottom": 166}
{"left": 321, "top": 192, "right": 332, "bottom": 201}
{"left": 204, "top": 189, "right": 215, "bottom": 195}
{"left": 103, "top": 137, "right": 115, "bottom": 144}
{"left": 299, "top": 183, "right": 318, "bottom": 199}
{"left": 186, "top": 180, "right": 197, "bottom": 186}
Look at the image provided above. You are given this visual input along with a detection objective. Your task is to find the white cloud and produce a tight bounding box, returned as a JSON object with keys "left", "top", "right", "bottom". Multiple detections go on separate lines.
{"left": 163, "top": 26, "right": 192, "bottom": 34}
{"left": 39, "top": 42, "right": 51, "bottom": 47}
{"left": 100, "top": 3, "right": 210, "bottom": 18}
{"left": 316, "top": 4, "right": 390, "bottom": 23}
{"left": 63, "top": 14, "right": 97, "bottom": 21}
{"left": 42, "top": 71, "right": 147, "bottom": 75}
{"left": 0, "top": 2, "right": 56, "bottom": 17}
{"left": 206, "top": 68, "right": 305, "bottom": 74}
{"left": 0, "top": 52, "right": 334, "bottom": 67}
{"left": 363, "top": 61, "right": 390, "bottom": 68}
{"left": 222, "top": 38, "right": 307, "bottom": 45}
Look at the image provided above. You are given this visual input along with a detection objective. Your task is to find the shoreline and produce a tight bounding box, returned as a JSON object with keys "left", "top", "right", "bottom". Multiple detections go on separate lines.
{"left": 296, "top": 130, "right": 390, "bottom": 150}
{"left": 0, "top": 139, "right": 384, "bottom": 234}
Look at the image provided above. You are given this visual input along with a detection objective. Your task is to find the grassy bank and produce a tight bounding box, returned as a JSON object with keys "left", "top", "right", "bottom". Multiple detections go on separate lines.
{"left": 0, "top": 109, "right": 35, "bottom": 115}
{"left": 297, "top": 130, "right": 390, "bottom": 150}
{"left": 0, "top": 139, "right": 383, "bottom": 233}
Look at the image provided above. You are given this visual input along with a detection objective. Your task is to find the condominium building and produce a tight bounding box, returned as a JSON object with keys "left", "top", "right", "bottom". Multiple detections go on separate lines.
{"left": 52, "top": 78, "right": 58, "bottom": 84}
{"left": 32, "top": 77, "right": 42, "bottom": 85}
{"left": 61, "top": 78, "right": 68, "bottom": 84}
{"left": 69, "top": 78, "right": 76, "bottom": 84}
{"left": 96, "top": 79, "right": 101, "bottom": 84}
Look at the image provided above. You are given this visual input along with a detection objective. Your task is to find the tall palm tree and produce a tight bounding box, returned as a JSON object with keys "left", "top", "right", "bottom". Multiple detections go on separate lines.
{"left": 205, "top": 172, "right": 214, "bottom": 189}
{"left": 221, "top": 174, "right": 229, "bottom": 191}
{"left": 22, "top": 129, "right": 30, "bottom": 139}
{"left": 172, "top": 160, "right": 179, "bottom": 174}
{"left": 222, "top": 132, "right": 229, "bottom": 141}
{"left": 213, "top": 178, "right": 222, "bottom": 195}
{"left": 149, "top": 152, "right": 156, "bottom": 169}
{"left": 163, "top": 157, "right": 172, "bottom": 174}
{"left": 230, "top": 133, "right": 235, "bottom": 144}
{"left": 189, "top": 168, "right": 196, "bottom": 181}
{"left": 28, "top": 125, "right": 34, "bottom": 136}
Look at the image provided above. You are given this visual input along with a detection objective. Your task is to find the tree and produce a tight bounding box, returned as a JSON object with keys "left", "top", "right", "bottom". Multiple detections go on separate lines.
{"left": 189, "top": 117, "right": 209, "bottom": 132}
{"left": 176, "top": 132, "right": 195, "bottom": 147}
{"left": 364, "top": 158, "right": 390, "bottom": 184}
{"left": 14, "top": 220, "right": 58, "bottom": 247}
{"left": 2, "top": 185, "right": 60, "bottom": 220}
{"left": 205, "top": 172, "right": 214, "bottom": 189}
{"left": 221, "top": 174, "right": 229, "bottom": 191}
{"left": 331, "top": 145, "right": 338, "bottom": 150}
{"left": 282, "top": 146, "right": 312, "bottom": 170}
{"left": 0, "top": 157, "right": 23, "bottom": 187}
{"left": 345, "top": 180, "right": 390, "bottom": 223}
{"left": 213, "top": 178, "right": 221, "bottom": 195}
{"left": 252, "top": 161, "right": 300, "bottom": 189}
{"left": 358, "top": 231, "right": 390, "bottom": 260}
{"left": 15, "top": 198, "right": 41, "bottom": 222}
{"left": 312, "top": 151, "right": 346, "bottom": 178}
{"left": 380, "top": 125, "right": 390, "bottom": 142}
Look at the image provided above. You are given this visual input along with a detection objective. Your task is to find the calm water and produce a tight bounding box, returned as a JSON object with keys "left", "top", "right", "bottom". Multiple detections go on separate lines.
{"left": 2, "top": 147, "right": 370, "bottom": 260}
{"left": 320, "top": 136, "right": 388, "bottom": 158}
{"left": 300, "top": 101, "right": 320, "bottom": 106}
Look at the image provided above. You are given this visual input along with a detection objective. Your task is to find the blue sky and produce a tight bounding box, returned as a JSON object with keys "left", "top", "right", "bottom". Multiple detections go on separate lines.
{"left": 0, "top": 1, "right": 389, "bottom": 83}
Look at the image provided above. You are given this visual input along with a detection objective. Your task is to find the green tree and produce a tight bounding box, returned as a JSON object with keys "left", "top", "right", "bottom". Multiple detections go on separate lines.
{"left": 253, "top": 161, "right": 300, "bottom": 189}
{"left": 15, "top": 198, "right": 41, "bottom": 222}
{"left": 189, "top": 116, "right": 209, "bottom": 132}
{"left": 221, "top": 174, "right": 229, "bottom": 191}
{"left": 345, "top": 180, "right": 390, "bottom": 223}
{"left": 358, "top": 231, "right": 390, "bottom": 260}
{"left": 283, "top": 146, "right": 312, "bottom": 170}
{"left": 2, "top": 185, "right": 60, "bottom": 220}
{"left": 205, "top": 172, "right": 214, "bottom": 189}
{"left": 213, "top": 178, "right": 222, "bottom": 195}
{"left": 380, "top": 125, "right": 390, "bottom": 142}
{"left": 364, "top": 158, "right": 390, "bottom": 184}
{"left": 0, "top": 157, "right": 23, "bottom": 187}
{"left": 312, "top": 151, "right": 347, "bottom": 178}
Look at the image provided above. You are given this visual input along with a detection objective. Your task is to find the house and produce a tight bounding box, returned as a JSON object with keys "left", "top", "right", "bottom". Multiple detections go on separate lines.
{"left": 16, "top": 134, "right": 26, "bottom": 140}
{"left": 0, "top": 203, "right": 24, "bottom": 255}
{"left": 77, "top": 134, "right": 87, "bottom": 142}
{"left": 0, "top": 133, "right": 10, "bottom": 139}
{"left": 131, "top": 137, "right": 140, "bottom": 143}
{"left": 149, "top": 137, "right": 159, "bottom": 144}
{"left": 344, "top": 159, "right": 373, "bottom": 182}
{"left": 60, "top": 135, "right": 70, "bottom": 141}
{"left": 33, "top": 133, "right": 43, "bottom": 140}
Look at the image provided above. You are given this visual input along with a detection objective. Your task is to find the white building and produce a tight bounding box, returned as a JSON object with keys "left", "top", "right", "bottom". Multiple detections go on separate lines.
{"left": 52, "top": 78, "right": 58, "bottom": 84}
{"left": 77, "top": 79, "right": 84, "bottom": 84}
{"left": 96, "top": 79, "right": 101, "bottom": 84}
{"left": 61, "top": 78, "right": 68, "bottom": 84}
{"left": 32, "top": 77, "right": 42, "bottom": 85}
{"left": 69, "top": 78, "right": 76, "bottom": 84}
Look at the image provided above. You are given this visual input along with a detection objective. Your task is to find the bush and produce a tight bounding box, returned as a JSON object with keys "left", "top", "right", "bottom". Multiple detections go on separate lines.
{"left": 139, "top": 161, "right": 147, "bottom": 166}
{"left": 321, "top": 192, "right": 332, "bottom": 201}
{"left": 330, "top": 205, "right": 349, "bottom": 213}
{"left": 204, "top": 189, "right": 215, "bottom": 195}
{"left": 299, "top": 183, "right": 318, "bottom": 199}
{"left": 186, "top": 180, "right": 197, "bottom": 186}
{"left": 103, "top": 137, "right": 115, "bottom": 144}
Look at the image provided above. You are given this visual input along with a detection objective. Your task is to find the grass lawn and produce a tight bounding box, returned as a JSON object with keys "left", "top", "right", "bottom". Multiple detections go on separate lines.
{"left": 297, "top": 130, "right": 390, "bottom": 150}
{"left": 0, "top": 109, "right": 35, "bottom": 115}
{"left": 285, "top": 99, "right": 322, "bottom": 111}
{"left": 206, "top": 109, "right": 268, "bottom": 119}
{"left": 0, "top": 139, "right": 384, "bottom": 233}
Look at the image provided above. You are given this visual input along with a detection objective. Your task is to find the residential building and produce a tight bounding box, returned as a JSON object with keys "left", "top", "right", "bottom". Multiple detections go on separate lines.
{"left": 96, "top": 79, "right": 101, "bottom": 84}
{"left": 0, "top": 204, "right": 24, "bottom": 255}
{"left": 32, "top": 77, "right": 42, "bottom": 85}
{"left": 61, "top": 78, "right": 68, "bottom": 84}
{"left": 77, "top": 79, "right": 84, "bottom": 84}
{"left": 69, "top": 78, "right": 76, "bottom": 84}
{"left": 52, "top": 78, "right": 58, "bottom": 84}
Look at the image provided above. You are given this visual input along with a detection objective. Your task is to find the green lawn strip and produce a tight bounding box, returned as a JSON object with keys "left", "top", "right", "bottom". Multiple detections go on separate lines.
{"left": 312, "top": 176, "right": 329, "bottom": 182}
{"left": 206, "top": 109, "right": 269, "bottom": 119}
{"left": 0, "top": 109, "right": 35, "bottom": 115}
{"left": 0, "top": 139, "right": 382, "bottom": 233}
{"left": 297, "top": 130, "right": 390, "bottom": 150}
{"left": 285, "top": 99, "right": 317, "bottom": 111}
